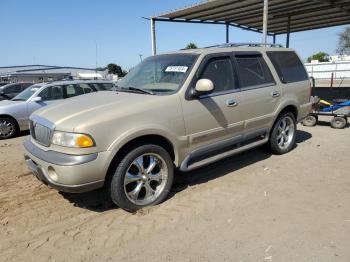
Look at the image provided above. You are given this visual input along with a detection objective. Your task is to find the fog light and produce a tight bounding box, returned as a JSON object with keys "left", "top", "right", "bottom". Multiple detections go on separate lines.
{"left": 48, "top": 167, "right": 58, "bottom": 182}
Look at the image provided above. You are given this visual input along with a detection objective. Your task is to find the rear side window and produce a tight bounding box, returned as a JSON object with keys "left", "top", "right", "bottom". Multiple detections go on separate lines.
{"left": 235, "top": 55, "right": 275, "bottom": 88}
{"left": 200, "top": 57, "right": 237, "bottom": 93}
{"left": 65, "top": 84, "right": 84, "bottom": 98}
{"left": 267, "top": 51, "right": 308, "bottom": 83}
{"left": 79, "top": 83, "right": 94, "bottom": 94}
{"left": 5, "top": 84, "right": 22, "bottom": 94}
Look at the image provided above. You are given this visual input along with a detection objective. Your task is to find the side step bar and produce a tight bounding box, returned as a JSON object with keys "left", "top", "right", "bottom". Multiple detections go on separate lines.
{"left": 180, "top": 128, "right": 269, "bottom": 172}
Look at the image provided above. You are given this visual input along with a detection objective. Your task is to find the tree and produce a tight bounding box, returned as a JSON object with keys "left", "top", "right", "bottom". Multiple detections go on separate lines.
{"left": 307, "top": 52, "right": 330, "bottom": 63}
{"left": 337, "top": 26, "right": 350, "bottom": 55}
{"left": 106, "top": 63, "right": 126, "bottom": 77}
{"left": 185, "top": 43, "right": 198, "bottom": 49}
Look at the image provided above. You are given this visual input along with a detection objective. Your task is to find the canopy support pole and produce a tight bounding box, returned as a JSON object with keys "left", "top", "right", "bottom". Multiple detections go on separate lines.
{"left": 273, "top": 34, "right": 276, "bottom": 44}
{"left": 151, "top": 18, "right": 157, "bottom": 55}
{"left": 262, "top": 0, "right": 269, "bottom": 44}
{"left": 226, "top": 23, "right": 230, "bottom": 43}
{"left": 286, "top": 16, "right": 291, "bottom": 48}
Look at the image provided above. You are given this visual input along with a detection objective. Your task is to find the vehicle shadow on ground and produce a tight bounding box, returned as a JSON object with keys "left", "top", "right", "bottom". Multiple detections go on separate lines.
{"left": 61, "top": 130, "right": 312, "bottom": 212}
{"left": 171, "top": 130, "right": 312, "bottom": 197}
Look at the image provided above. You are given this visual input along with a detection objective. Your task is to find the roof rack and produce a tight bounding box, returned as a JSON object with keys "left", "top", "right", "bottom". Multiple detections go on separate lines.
{"left": 205, "top": 43, "right": 284, "bottom": 48}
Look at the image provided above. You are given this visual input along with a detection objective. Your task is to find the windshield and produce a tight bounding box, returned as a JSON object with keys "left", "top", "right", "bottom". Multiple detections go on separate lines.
{"left": 12, "top": 84, "right": 41, "bottom": 101}
{"left": 117, "top": 54, "right": 198, "bottom": 94}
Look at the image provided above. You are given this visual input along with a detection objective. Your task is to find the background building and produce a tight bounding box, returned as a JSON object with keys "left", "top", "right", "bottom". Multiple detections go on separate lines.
{"left": 305, "top": 57, "right": 350, "bottom": 87}
{"left": 0, "top": 65, "right": 107, "bottom": 83}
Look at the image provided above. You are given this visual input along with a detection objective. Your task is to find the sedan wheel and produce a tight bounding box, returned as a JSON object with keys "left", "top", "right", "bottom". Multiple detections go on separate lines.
{"left": 0, "top": 118, "right": 16, "bottom": 139}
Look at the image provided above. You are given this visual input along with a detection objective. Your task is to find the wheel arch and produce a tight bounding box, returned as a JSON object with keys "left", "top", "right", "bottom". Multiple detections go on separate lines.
{"left": 104, "top": 134, "right": 177, "bottom": 187}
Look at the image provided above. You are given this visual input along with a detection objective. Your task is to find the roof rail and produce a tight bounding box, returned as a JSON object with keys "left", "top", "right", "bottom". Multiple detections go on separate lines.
{"left": 205, "top": 43, "right": 284, "bottom": 48}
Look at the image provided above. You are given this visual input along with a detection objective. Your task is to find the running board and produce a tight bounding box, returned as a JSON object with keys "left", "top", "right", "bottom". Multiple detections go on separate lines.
{"left": 180, "top": 137, "right": 269, "bottom": 172}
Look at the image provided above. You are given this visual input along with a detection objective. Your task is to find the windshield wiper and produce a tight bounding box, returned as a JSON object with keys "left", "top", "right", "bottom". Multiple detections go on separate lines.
{"left": 127, "top": 87, "right": 154, "bottom": 95}
{"left": 115, "top": 86, "right": 154, "bottom": 95}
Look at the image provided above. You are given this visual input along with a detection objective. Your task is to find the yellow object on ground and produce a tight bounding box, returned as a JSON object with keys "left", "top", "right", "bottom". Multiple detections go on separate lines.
{"left": 320, "top": 99, "right": 332, "bottom": 106}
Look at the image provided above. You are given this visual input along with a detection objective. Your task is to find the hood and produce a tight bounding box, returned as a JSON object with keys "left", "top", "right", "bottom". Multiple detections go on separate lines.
{"left": 0, "top": 99, "right": 24, "bottom": 108}
{"left": 33, "top": 91, "right": 165, "bottom": 131}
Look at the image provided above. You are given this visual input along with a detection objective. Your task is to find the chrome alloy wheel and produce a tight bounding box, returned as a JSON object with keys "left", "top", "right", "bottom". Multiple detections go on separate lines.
{"left": 276, "top": 116, "right": 295, "bottom": 150}
{"left": 0, "top": 119, "right": 15, "bottom": 138}
{"left": 124, "top": 153, "right": 168, "bottom": 206}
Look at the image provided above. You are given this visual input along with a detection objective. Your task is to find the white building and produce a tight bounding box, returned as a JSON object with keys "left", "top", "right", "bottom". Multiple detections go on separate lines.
{"left": 0, "top": 65, "right": 107, "bottom": 83}
{"left": 305, "top": 56, "right": 350, "bottom": 87}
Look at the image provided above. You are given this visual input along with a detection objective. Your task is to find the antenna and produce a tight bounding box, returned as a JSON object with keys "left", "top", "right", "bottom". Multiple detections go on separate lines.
{"left": 95, "top": 42, "right": 98, "bottom": 79}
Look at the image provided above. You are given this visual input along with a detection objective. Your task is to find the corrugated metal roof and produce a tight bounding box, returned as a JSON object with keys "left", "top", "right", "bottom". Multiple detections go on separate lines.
{"left": 155, "top": 0, "right": 350, "bottom": 34}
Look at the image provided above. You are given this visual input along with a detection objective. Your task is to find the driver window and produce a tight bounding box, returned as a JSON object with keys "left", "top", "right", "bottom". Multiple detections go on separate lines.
{"left": 38, "top": 86, "right": 64, "bottom": 101}
{"left": 200, "top": 57, "right": 236, "bottom": 93}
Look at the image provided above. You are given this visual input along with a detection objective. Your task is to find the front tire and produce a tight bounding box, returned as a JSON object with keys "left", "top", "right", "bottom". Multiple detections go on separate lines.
{"left": 109, "top": 144, "right": 174, "bottom": 212}
{"left": 0, "top": 117, "right": 17, "bottom": 140}
{"left": 269, "top": 112, "right": 296, "bottom": 155}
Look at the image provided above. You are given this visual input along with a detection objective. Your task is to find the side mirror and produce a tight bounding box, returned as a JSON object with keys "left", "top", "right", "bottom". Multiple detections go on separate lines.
{"left": 31, "top": 96, "right": 42, "bottom": 102}
{"left": 194, "top": 79, "right": 214, "bottom": 95}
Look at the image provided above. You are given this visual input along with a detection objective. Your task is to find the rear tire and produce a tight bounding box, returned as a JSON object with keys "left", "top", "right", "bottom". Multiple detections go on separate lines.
{"left": 330, "top": 117, "right": 347, "bottom": 129}
{"left": 268, "top": 112, "right": 297, "bottom": 155}
{"left": 302, "top": 115, "right": 317, "bottom": 127}
{"left": 109, "top": 144, "right": 174, "bottom": 212}
{"left": 0, "top": 117, "right": 17, "bottom": 140}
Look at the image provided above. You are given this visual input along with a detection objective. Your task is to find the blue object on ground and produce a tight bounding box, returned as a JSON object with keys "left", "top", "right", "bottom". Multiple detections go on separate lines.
{"left": 322, "top": 100, "right": 350, "bottom": 112}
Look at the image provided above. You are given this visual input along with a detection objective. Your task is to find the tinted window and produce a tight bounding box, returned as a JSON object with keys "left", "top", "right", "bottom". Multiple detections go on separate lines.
{"left": 235, "top": 55, "right": 274, "bottom": 88}
{"left": 39, "top": 86, "right": 64, "bottom": 101}
{"left": 79, "top": 83, "right": 94, "bottom": 94}
{"left": 200, "top": 57, "right": 236, "bottom": 93}
{"left": 102, "top": 83, "right": 113, "bottom": 90}
{"left": 267, "top": 51, "right": 308, "bottom": 83}
{"left": 65, "top": 84, "right": 84, "bottom": 98}
{"left": 88, "top": 83, "right": 110, "bottom": 91}
{"left": 5, "top": 84, "right": 22, "bottom": 94}
{"left": 21, "top": 83, "right": 32, "bottom": 90}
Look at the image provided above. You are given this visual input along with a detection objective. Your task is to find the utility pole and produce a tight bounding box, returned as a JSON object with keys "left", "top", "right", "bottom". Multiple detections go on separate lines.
{"left": 139, "top": 54, "right": 143, "bottom": 62}
{"left": 262, "top": 0, "right": 269, "bottom": 44}
{"left": 95, "top": 42, "right": 98, "bottom": 79}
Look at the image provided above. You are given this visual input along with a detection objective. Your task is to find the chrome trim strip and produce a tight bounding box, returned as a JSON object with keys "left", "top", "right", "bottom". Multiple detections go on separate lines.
{"left": 23, "top": 139, "right": 98, "bottom": 166}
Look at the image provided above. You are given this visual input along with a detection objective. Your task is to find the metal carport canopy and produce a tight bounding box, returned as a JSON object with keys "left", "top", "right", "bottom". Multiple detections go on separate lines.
{"left": 148, "top": 0, "right": 350, "bottom": 54}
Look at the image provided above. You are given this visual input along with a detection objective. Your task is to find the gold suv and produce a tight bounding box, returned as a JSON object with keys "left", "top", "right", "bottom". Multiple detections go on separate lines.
{"left": 24, "top": 43, "right": 312, "bottom": 212}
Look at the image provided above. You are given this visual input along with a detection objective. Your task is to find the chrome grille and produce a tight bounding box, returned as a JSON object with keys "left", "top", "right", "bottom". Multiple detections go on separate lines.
{"left": 31, "top": 121, "right": 52, "bottom": 147}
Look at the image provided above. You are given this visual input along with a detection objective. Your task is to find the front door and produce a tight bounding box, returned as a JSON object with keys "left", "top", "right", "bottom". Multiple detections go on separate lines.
{"left": 26, "top": 85, "right": 65, "bottom": 122}
{"left": 181, "top": 54, "right": 245, "bottom": 153}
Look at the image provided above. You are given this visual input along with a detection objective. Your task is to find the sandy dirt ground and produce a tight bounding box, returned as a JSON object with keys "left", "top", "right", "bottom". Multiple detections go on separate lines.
{"left": 0, "top": 118, "right": 350, "bottom": 262}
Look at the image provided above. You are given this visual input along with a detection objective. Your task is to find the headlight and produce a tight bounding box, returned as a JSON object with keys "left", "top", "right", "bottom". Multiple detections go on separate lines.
{"left": 52, "top": 131, "right": 95, "bottom": 148}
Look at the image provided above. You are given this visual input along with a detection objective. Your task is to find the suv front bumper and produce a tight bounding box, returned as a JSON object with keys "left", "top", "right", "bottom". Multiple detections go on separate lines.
{"left": 23, "top": 139, "right": 110, "bottom": 193}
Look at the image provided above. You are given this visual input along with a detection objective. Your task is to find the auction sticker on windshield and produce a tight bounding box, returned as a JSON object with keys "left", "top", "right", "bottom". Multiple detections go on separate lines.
{"left": 165, "top": 66, "right": 188, "bottom": 73}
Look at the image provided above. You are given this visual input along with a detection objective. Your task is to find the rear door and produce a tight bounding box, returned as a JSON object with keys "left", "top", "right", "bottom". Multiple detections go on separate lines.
{"left": 232, "top": 52, "right": 280, "bottom": 133}
{"left": 266, "top": 51, "right": 311, "bottom": 120}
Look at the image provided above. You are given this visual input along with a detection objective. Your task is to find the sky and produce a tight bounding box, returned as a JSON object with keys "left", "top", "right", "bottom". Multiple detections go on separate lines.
{"left": 1, "top": 0, "right": 348, "bottom": 69}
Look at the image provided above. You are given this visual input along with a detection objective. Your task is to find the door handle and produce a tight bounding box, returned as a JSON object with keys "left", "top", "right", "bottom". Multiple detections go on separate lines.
{"left": 271, "top": 91, "right": 280, "bottom": 98}
{"left": 226, "top": 99, "right": 239, "bottom": 107}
